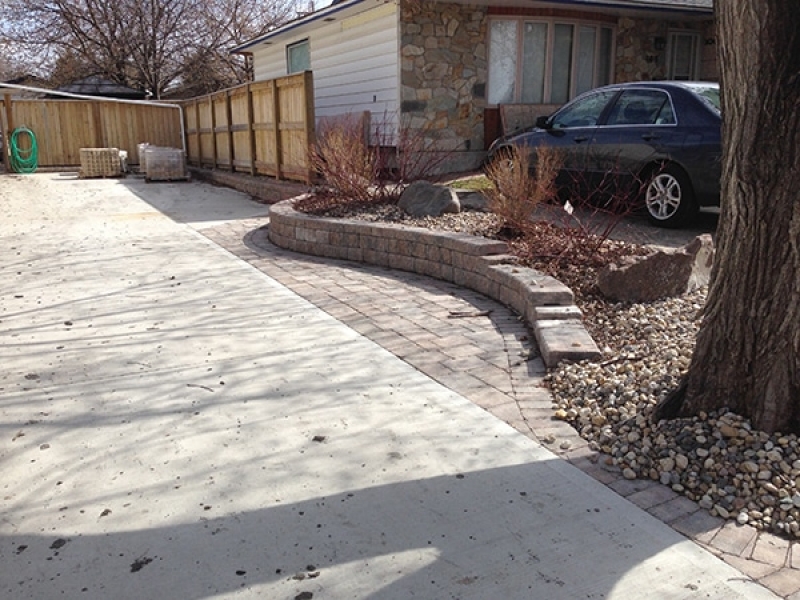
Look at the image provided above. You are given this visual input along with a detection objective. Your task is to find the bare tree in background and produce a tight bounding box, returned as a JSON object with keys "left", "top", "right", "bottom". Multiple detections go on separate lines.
{"left": 655, "top": 1, "right": 800, "bottom": 434}
{"left": 0, "top": 0, "right": 299, "bottom": 97}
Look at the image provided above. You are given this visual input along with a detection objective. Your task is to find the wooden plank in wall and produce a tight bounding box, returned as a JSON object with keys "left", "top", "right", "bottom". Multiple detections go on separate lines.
{"left": 197, "top": 96, "right": 215, "bottom": 168}
{"left": 212, "top": 91, "right": 231, "bottom": 170}
{"left": 183, "top": 100, "right": 200, "bottom": 165}
{"left": 229, "top": 85, "right": 253, "bottom": 172}
{"left": 277, "top": 71, "right": 315, "bottom": 183}
{"left": 249, "top": 80, "right": 279, "bottom": 177}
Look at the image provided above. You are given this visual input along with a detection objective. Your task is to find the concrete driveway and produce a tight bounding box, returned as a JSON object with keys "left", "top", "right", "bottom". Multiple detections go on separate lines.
{"left": 0, "top": 173, "right": 770, "bottom": 599}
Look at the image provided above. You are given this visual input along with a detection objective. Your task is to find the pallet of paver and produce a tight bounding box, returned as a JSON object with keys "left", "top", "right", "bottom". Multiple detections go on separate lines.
{"left": 137, "top": 143, "right": 151, "bottom": 174}
{"left": 143, "top": 146, "right": 189, "bottom": 182}
{"left": 78, "top": 148, "right": 124, "bottom": 178}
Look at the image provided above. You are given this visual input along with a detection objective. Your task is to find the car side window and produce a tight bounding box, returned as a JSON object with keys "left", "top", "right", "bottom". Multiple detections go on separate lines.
{"left": 605, "top": 90, "right": 675, "bottom": 126}
{"left": 550, "top": 90, "right": 616, "bottom": 129}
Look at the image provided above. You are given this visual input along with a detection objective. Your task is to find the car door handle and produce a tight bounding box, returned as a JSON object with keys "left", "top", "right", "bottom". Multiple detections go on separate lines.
{"left": 573, "top": 136, "right": 588, "bottom": 143}
{"left": 641, "top": 133, "right": 660, "bottom": 141}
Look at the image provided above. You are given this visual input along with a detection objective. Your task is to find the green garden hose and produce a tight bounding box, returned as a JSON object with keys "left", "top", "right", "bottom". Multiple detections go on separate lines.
{"left": 9, "top": 127, "right": 38, "bottom": 173}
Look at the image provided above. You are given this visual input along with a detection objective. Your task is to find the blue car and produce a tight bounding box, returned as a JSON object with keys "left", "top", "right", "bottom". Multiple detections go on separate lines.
{"left": 486, "top": 81, "right": 721, "bottom": 228}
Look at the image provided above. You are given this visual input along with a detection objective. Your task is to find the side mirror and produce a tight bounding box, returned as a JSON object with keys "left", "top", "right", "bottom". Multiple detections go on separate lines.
{"left": 535, "top": 115, "right": 551, "bottom": 129}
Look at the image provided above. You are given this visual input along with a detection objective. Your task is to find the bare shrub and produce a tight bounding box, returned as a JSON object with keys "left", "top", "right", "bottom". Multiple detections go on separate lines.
{"left": 301, "top": 111, "right": 467, "bottom": 211}
{"left": 484, "top": 144, "right": 562, "bottom": 234}
{"left": 307, "top": 113, "right": 378, "bottom": 204}
{"left": 483, "top": 145, "right": 645, "bottom": 272}
{"left": 545, "top": 165, "right": 644, "bottom": 257}
{"left": 373, "top": 114, "right": 464, "bottom": 199}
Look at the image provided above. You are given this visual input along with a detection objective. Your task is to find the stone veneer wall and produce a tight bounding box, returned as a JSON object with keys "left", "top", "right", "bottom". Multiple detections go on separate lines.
{"left": 400, "top": 1, "right": 488, "bottom": 164}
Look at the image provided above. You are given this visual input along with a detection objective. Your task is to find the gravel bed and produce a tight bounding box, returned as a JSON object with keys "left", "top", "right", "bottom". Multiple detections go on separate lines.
{"left": 304, "top": 200, "right": 800, "bottom": 539}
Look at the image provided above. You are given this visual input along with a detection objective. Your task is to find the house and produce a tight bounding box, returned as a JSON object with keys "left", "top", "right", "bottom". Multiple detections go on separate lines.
{"left": 1, "top": 75, "right": 51, "bottom": 98}
{"left": 233, "top": 0, "right": 715, "bottom": 172}
{"left": 53, "top": 76, "right": 147, "bottom": 100}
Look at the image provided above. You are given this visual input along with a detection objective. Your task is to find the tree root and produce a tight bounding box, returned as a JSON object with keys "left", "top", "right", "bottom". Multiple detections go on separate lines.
{"left": 652, "top": 377, "right": 688, "bottom": 423}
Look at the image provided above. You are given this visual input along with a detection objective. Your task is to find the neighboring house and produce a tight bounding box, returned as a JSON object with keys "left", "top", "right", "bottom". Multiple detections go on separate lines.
{"left": 53, "top": 76, "right": 147, "bottom": 100}
{"left": 1, "top": 75, "right": 51, "bottom": 98}
{"left": 233, "top": 0, "right": 715, "bottom": 171}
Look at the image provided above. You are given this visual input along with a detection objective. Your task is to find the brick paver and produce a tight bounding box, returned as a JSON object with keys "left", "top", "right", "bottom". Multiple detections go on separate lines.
{"left": 202, "top": 216, "right": 799, "bottom": 598}
{"left": 759, "top": 569, "right": 800, "bottom": 598}
{"left": 711, "top": 521, "right": 759, "bottom": 556}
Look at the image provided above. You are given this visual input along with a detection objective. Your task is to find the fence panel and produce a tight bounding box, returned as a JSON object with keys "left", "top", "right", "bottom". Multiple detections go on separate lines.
{"left": 1, "top": 95, "right": 182, "bottom": 168}
{"left": 181, "top": 72, "right": 315, "bottom": 183}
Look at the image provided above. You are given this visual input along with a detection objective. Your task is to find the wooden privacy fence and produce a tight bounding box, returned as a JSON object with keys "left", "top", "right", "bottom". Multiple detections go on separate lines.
{"left": 0, "top": 93, "right": 182, "bottom": 169}
{"left": 181, "top": 71, "right": 315, "bottom": 183}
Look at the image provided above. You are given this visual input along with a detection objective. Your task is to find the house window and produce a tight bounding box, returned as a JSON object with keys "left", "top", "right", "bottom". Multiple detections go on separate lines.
{"left": 667, "top": 32, "right": 700, "bottom": 80}
{"left": 488, "top": 19, "right": 614, "bottom": 106}
{"left": 287, "top": 39, "right": 310, "bottom": 74}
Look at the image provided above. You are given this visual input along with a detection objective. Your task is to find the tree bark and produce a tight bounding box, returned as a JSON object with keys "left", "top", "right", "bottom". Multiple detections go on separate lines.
{"left": 654, "top": 1, "right": 800, "bottom": 433}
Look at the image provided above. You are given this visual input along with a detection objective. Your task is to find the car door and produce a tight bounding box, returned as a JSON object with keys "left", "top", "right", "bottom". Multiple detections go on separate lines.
{"left": 523, "top": 88, "right": 618, "bottom": 189}
{"left": 586, "top": 88, "right": 685, "bottom": 201}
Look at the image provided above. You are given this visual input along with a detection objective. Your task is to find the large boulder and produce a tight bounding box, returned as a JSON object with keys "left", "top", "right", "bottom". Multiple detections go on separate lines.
{"left": 597, "top": 234, "right": 715, "bottom": 303}
{"left": 398, "top": 181, "right": 460, "bottom": 217}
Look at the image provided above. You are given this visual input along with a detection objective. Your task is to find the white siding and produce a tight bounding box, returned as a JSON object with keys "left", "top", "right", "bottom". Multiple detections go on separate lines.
{"left": 250, "top": 3, "right": 400, "bottom": 136}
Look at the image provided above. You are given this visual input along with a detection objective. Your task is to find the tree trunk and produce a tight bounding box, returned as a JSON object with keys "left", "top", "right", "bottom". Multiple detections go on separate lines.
{"left": 654, "top": 2, "right": 800, "bottom": 434}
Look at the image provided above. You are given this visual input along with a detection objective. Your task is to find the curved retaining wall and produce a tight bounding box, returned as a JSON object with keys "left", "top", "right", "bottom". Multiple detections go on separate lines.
{"left": 268, "top": 200, "right": 601, "bottom": 367}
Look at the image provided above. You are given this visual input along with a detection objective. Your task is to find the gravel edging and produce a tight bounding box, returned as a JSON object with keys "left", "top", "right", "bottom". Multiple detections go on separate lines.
{"left": 267, "top": 199, "right": 601, "bottom": 367}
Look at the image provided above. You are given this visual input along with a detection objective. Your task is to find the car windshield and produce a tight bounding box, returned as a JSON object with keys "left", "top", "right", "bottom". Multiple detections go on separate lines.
{"left": 690, "top": 85, "right": 721, "bottom": 114}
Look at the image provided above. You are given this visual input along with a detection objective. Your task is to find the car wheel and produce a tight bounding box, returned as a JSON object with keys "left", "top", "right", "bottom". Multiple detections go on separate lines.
{"left": 643, "top": 164, "right": 698, "bottom": 228}
{"left": 484, "top": 146, "right": 516, "bottom": 175}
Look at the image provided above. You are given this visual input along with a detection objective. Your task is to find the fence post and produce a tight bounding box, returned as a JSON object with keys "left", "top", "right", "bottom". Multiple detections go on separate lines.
{"left": 225, "top": 90, "right": 234, "bottom": 171}
{"left": 302, "top": 70, "right": 315, "bottom": 184}
{"left": 194, "top": 100, "right": 202, "bottom": 167}
{"left": 271, "top": 79, "right": 282, "bottom": 181}
{"left": 246, "top": 83, "right": 256, "bottom": 176}
{"left": 210, "top": 94, "right": 218, "bottom": 170}
{"left": 2, "top": 94, "right": 12, "bottom": 171}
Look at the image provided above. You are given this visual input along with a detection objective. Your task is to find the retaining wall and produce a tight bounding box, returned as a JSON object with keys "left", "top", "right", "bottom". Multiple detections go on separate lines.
{"left": 268, "top": 200, "right": 602, "bottom": 367}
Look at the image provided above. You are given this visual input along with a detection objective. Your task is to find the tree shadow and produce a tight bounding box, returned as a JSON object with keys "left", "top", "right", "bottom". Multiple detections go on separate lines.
{"left": 1, "top": 458, "right": 752, "bottom": 600}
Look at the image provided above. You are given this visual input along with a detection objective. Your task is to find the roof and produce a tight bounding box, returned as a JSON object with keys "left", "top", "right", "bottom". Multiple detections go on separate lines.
{"left": 55, "top": 75, "right": 146, "bottom": 99}
{"left": 232, "top": 0, "right": 713, "bottom": 54}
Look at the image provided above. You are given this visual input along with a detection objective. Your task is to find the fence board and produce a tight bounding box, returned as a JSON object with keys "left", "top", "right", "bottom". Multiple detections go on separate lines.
{"left": 0, "top": 98, "right": 182, "bottom": 168}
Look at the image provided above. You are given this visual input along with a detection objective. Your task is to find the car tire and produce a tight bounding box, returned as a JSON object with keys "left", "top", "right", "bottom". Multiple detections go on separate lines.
{"left": 642, "top": 164, "right": 698, "bottom": 228}
{"left": 484, "top": 146, "right": 516, "bottom": 175}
